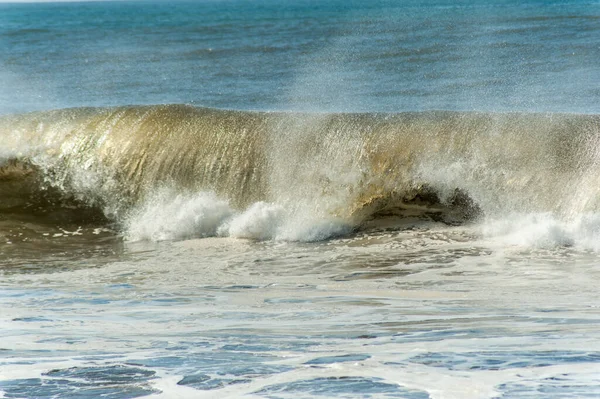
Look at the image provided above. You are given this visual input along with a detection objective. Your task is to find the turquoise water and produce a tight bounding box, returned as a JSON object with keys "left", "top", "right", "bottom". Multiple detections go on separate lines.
{"left": 1, "top": 0, "right": 600, "bottom": 114}
{"left": 3, "top": 1, "right": 600, "bottom": 398}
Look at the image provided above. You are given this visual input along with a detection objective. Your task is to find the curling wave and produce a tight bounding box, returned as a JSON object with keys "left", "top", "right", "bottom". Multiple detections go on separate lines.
{"left": 1, "top": 105, "right": 600, "bottom": 241}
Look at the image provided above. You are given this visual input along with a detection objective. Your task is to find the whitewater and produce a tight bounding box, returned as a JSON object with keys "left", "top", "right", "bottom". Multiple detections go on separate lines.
{"left": 2, "top": 1, "right": 600, "bottom": 398}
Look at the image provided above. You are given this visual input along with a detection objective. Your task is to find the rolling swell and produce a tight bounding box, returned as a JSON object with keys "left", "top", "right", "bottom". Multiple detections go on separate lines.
{"left": 1, "top": 105, "right": 600, "bottom": 240}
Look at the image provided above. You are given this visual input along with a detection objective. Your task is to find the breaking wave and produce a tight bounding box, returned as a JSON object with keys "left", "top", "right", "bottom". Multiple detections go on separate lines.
{"left": 2, "top": 104, "right": 600, "bottom": 243}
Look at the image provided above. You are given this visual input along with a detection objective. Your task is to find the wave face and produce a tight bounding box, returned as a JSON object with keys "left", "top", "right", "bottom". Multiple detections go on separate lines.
{"left": 1, "top": 105, "right": 600, "bottom": 241}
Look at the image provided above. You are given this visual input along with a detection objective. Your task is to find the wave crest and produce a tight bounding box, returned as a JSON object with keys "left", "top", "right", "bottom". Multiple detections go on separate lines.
{"left": 1, "top": 105, "right": 600, "bottom": 241}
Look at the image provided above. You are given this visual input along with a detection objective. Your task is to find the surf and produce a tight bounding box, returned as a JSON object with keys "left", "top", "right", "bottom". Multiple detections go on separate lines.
{"left": 1, "top": 104, "right": 600, "bottom": 241}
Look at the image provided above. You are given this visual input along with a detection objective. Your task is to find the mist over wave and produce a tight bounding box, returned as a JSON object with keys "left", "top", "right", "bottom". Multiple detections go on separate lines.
{"left": 2, "top": 104, "right": 600, "bottom": 245}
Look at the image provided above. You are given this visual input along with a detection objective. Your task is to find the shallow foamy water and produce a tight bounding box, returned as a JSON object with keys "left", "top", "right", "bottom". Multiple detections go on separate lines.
{"left": 2, "top": 222, "right": 600, "bottom": 399}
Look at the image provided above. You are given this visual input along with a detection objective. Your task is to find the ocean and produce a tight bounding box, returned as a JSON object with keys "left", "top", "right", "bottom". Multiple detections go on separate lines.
{"left": 1, "top": 1, "right": 600, "bottom": 398}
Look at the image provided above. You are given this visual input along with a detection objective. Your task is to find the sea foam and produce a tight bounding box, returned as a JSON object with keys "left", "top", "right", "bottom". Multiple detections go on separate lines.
{"left": 125, "top": 190, "right": 351, "bottom": 242}
{"left": 482, "top": 213, "right": 600, "bottom": 251}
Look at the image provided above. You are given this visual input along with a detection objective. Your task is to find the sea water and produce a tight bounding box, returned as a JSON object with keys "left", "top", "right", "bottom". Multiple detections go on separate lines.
{"left": 2, "top": 1, "right": 600, "bottom": 398}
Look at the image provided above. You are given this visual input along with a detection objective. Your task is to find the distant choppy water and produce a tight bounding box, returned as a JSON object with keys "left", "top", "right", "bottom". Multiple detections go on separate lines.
{"left": 2, "top": 1, "right": 600, "bottom": 399}
{"left": 1, "top": 0, "right": 600, "bottom": 114}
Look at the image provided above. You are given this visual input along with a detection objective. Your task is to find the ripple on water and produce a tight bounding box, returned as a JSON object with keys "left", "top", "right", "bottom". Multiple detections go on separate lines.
{"left": 407, "top": 351, "right": 600, "bottom": 371}
{"left": 304, "top": 353, "right": 371, "bottom": 365}
{"left": 176, "top": 364, "right": 294, "bottom": 390}
{"left": 177, "top": 373, "right": 251, "bottom": 390}
{"left": 254, "top": 376, "right": 429, "bottom": 399}
{"left": 0, "top": 365, "right": 157, "bottom": 399}
{"left": 127, "top": 350, "right": 280, "bottom": 373}
{"left": 498, "top": 372, "right": 600, "bottom": 398}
